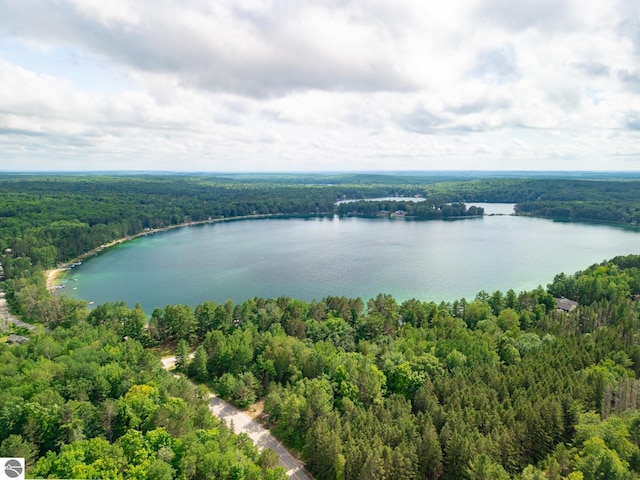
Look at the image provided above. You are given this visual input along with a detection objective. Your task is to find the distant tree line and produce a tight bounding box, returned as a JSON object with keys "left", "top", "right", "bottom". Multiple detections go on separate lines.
{"left": 515, "top": 200, "right": 640, "bottom": 225}
{"left": 337, "top": 200, "right": 484, "bottom": 219}
{"left": 0, "top": 175, "right": 352, "bottom": 266}
{"left": 421, "top": 178, "right": 640, "bottom": 225}
{"left": 2, "top": 174, "right": 640, "bottom": 271}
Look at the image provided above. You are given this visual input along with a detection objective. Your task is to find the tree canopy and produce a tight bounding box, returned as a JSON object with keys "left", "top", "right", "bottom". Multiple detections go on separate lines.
{"left": 4, "top": 173, "right": 640, "bottom": 479}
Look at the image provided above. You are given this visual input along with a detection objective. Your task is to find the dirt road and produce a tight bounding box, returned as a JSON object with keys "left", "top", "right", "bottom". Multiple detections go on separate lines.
{"left": 0, "top": 289, "right": 36, "bottom": 333}
{"left": 161, "top": 356, "right": 314, "bottom": 480}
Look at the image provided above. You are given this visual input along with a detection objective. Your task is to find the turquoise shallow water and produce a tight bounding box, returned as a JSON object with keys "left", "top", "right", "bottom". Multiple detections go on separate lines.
{"left": 62, "top": 207, "right": 640, "bottom": 313}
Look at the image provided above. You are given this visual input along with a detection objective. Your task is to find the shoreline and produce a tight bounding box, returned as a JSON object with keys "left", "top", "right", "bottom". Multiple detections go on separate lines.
{"left": 46, "top": 268, "right": 65, "bottom": 293}
{"left": 43, "top": 212, "right": 297, "bottom": 292}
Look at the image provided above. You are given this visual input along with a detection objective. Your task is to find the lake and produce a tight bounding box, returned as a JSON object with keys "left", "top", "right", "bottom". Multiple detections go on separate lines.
{"left": 62, "top": 205, "right": 640, "bottom": 312}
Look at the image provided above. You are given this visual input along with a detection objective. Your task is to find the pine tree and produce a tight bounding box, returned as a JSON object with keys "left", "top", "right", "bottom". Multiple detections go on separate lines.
{"left": 175, "top": 338, "right": 190, "bottom": 372}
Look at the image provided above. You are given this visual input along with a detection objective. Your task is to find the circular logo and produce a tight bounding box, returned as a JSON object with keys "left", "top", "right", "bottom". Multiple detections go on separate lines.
{"left": 4, "top": 459, "right": 23, "bottom": 479}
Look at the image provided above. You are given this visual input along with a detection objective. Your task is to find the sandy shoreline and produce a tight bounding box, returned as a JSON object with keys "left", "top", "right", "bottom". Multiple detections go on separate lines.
{"left": 44, "top": 221, "right": 212, "bottom": 291}
{"left": 46, "top": 268, "right": 65, "bottom": 292}
{"left": 43, "top": 213, "right": 278, "bottom": 293}
{"left": 44, "top": 232, "right": 163, "bottom": 292}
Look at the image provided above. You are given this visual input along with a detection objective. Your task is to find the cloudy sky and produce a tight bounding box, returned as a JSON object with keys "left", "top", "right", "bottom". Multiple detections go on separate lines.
{"left": 1, "top": 0, "right": 640, "bottom": 172}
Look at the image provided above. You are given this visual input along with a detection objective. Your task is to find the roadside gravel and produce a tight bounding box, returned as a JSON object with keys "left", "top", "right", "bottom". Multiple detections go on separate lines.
{"left": 161, "top": 356, "right": 314, "bottom": 480}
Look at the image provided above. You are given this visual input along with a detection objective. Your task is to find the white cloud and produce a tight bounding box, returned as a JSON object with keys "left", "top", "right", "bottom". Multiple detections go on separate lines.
{"left": 0, "top": 0, "right": 640, "bottom": 171}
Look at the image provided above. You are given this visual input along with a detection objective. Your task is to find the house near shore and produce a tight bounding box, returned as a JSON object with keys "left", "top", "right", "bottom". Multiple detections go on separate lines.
{"left": 555, "top": 298, "right": 579, "bottom": 313}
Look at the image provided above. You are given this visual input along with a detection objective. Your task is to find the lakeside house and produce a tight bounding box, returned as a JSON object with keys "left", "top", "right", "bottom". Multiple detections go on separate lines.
{"left": 555, "top": 298, "right": 579, "bottom": 313}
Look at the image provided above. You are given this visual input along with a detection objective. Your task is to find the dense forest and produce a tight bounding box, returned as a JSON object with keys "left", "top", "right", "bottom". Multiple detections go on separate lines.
{"left": 167, "top": 256, "right": 640, "bottom": 480}
{"left": 3, "top": 173, "right": 640, "bottom": 479}
{"left": 0, "top": 323, "right": 289, "bottom": 479}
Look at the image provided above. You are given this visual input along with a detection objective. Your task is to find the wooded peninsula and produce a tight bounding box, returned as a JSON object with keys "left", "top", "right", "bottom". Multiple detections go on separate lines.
{"left": 2, "top": 172, "right": 640, "bottom": 479}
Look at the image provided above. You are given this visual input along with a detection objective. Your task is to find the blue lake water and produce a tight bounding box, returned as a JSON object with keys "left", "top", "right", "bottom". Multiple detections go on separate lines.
{"left": 62, "top": 205, "right": 640, "bottom": 313}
